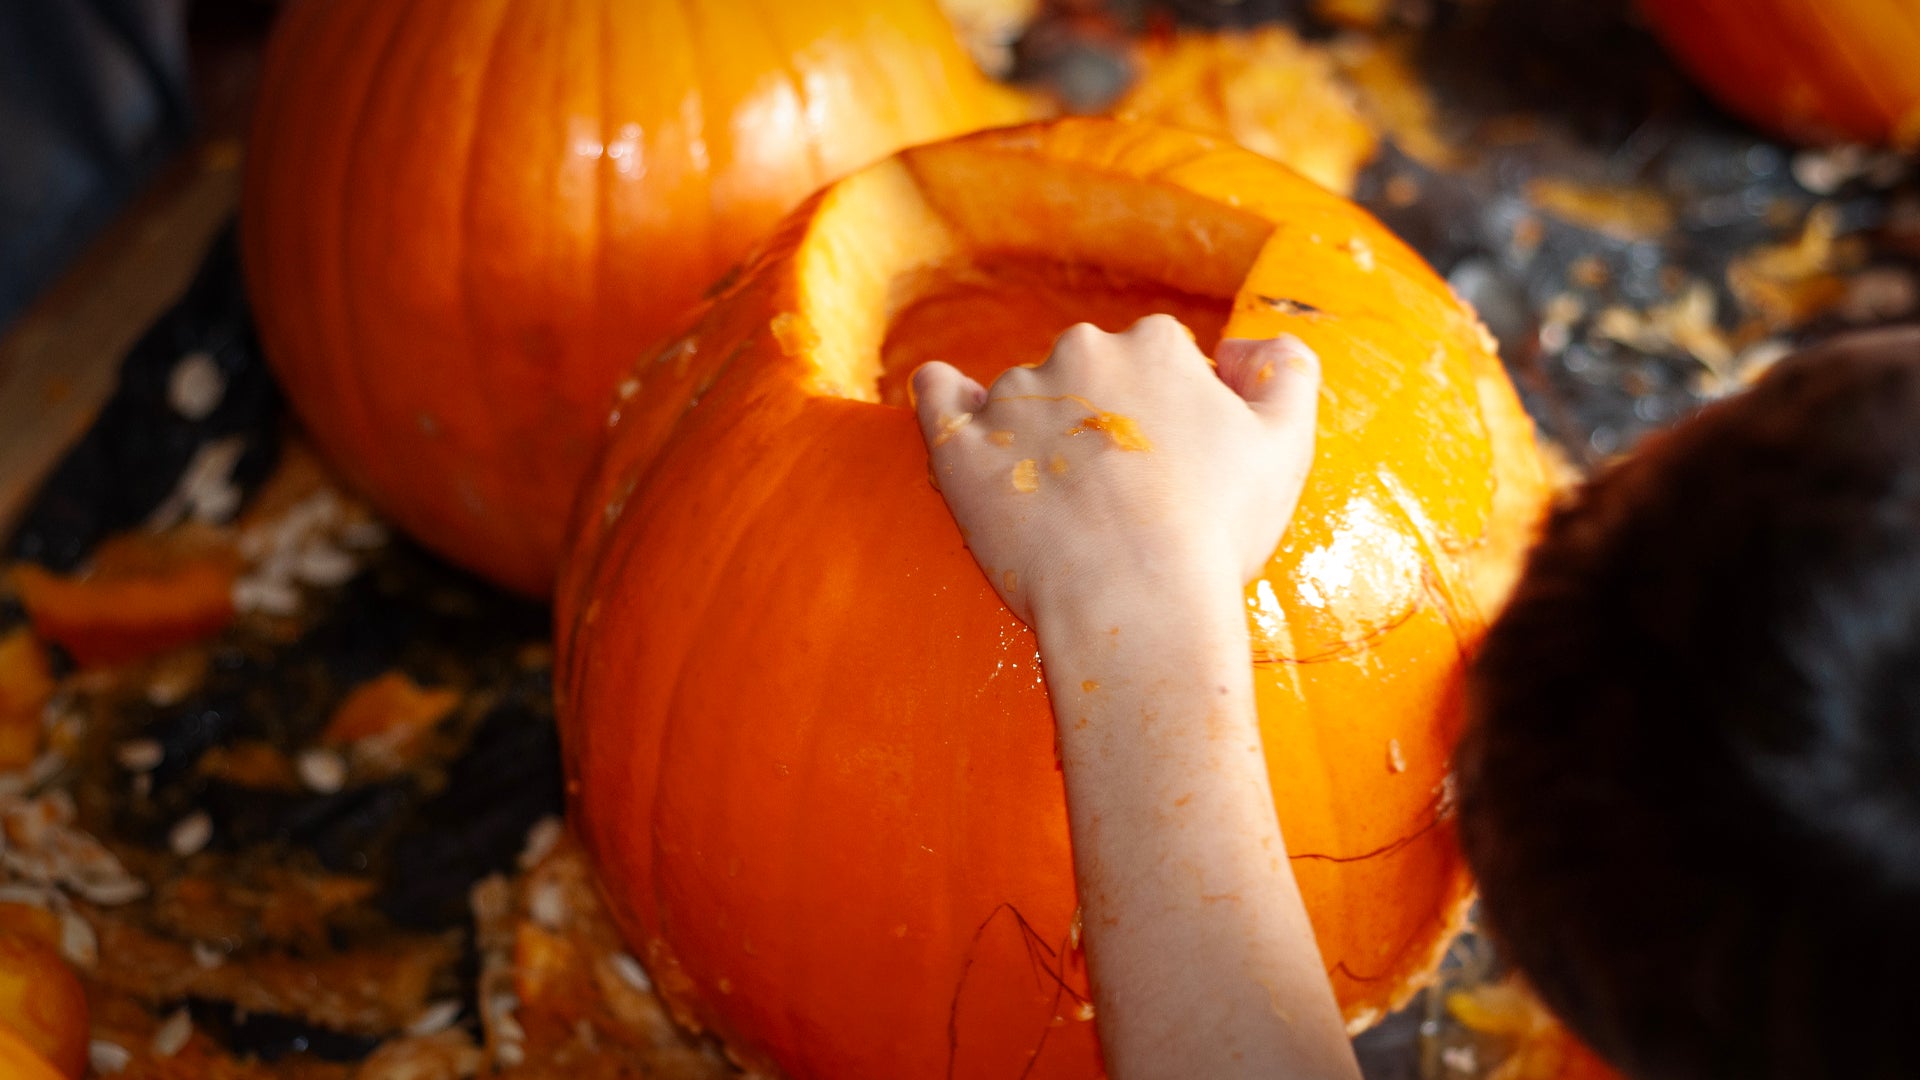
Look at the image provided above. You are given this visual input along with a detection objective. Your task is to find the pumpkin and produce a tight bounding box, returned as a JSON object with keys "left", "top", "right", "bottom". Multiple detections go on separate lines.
{"left": 1639, "top": 0, "right": 1920, "bottom": 146}
{"left": 9, "top": 532, "right": 239, "bottom": 668}
{"left": 555, "top": 118, "right": 1550, "bottom": 1078}
{"left": 243, "top": 0, "right": 1031, "bottom": 595}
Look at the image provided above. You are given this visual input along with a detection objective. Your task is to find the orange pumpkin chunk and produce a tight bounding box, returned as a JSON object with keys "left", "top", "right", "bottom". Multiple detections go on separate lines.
{"left": 10, "top": 539, "right": 237, "bottom": 668}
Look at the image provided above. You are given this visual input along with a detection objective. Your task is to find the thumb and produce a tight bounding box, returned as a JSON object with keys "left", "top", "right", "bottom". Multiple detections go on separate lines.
{"left": 1215, "top": 335, "right": 1321, "bottom": 438}
{"left": 911, "top": 361, "right": 989, "bottom": 450}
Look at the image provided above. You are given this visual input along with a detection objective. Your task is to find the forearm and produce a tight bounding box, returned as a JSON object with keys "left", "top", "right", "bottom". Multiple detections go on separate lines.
{"left": 1035, "top": 567, "right": 1361, "bottom": 1080}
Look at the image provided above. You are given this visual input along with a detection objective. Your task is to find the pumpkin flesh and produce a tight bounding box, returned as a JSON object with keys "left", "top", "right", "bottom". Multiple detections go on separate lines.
{"left": 877, "top": 260, "right": 1232, "bottom": 405}
{"left": 558, "top": 120, "right": 1550, "bottom": 1078}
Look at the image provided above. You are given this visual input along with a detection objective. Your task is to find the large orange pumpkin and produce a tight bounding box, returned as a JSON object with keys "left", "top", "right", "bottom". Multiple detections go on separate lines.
{"left": 243, "top": 0, "right": 1029, "bottom": 595}
{"left": 1639, "top": 0, "right": 1920, "bottom": 146}
{"left": 556, "top": 119, "right": 1550, "bottom": 1078}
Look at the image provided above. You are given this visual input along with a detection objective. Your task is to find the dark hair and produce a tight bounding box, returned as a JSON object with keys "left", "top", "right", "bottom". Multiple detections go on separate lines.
{"left": 1458, "top": 327, "right": 1920, "bottom": 1080}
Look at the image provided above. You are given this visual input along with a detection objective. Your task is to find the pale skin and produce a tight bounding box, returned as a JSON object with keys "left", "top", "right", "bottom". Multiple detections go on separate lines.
{"left": 913, "top": 315, "right": 1360, "bottom": 1080}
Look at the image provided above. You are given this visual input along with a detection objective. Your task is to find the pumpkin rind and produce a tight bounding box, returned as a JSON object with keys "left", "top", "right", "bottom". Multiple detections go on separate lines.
{"left": 557, "top": 119, "right": 1550, "bottom": 1078}
{"left": 242, "top": 0, "right": 1028, "bottom": 595}
{"left": 1639, "top": 0, "right": 1920, "bottom": 146}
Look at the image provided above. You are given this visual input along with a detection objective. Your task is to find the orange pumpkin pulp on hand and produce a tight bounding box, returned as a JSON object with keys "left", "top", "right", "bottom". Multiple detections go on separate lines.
{"left": 1639, "top": 0, "right": 1920, "bottom": 146}
{"left": 556, "top": 119, "right": 1551, "bottom": 1078}
{"left": 243, "top": 0, "right": 1031, "bottom": 595}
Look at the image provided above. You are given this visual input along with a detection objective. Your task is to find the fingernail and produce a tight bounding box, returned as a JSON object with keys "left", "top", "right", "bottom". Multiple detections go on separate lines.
{"left": 1267, "top": 335, "right": 1320, "bottom": 374}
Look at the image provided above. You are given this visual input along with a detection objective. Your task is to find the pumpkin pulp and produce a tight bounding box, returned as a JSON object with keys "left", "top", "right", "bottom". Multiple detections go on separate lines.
{"left": 876, "top": 258, "right": 1233, "bottom": 406}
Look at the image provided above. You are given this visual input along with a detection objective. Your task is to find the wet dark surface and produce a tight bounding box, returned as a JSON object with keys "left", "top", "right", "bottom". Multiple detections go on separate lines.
{"left": 7, "top": 228, "right": 282, "bottom": 573}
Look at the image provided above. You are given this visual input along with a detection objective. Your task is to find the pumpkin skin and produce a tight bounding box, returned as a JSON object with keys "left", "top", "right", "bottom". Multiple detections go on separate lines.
{"left": 1639, "top": 0, "right": 1920, "bottom": 146}
{"left": 556, "top": 119, "right": 1550, "bottom": 1078}
{"left": 242, "top": 0, "right": 1029, "bottom": 595}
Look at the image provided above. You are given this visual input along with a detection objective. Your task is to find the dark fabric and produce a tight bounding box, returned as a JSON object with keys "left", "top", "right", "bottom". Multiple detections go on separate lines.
{"left": 0, "top": 0, "right": 192, "bottom": 328}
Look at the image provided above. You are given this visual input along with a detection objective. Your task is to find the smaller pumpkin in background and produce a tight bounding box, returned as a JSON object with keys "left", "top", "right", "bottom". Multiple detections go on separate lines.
{"left": 243, "top": 0, "right": 1033, "bottom": 597}
{"left": 1639, "top": 0, "right": 1920, "bottom": 146}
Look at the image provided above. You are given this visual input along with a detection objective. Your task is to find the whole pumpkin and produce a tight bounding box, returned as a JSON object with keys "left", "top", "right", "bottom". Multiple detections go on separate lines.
{"left": 243, "top": 0, "right": 1029, "bottom": 595}
{"left": 1639, "top": 0, "right": 1920, "bottom": 146}
{"left": 556, "top": 119, "right": 1550, "bottom": 1078}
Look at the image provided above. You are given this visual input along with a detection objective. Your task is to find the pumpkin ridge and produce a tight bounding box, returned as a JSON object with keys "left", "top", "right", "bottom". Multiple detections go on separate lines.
{"left": 611, "top": 402, "right": 833, "bottom": 953}
{"left": 334, "top": 0, "right": 447, "bottom": 532}
{"left": 291, "top": 0, "right": 407, "bottom": 506}
{"left": 445, "top": 0, "right": 529, "bottom": 579}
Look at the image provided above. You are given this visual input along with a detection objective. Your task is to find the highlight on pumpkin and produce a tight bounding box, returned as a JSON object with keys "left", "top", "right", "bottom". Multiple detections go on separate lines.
{"left": 555, "top": 118, "right": 1551, "bottom": 1080}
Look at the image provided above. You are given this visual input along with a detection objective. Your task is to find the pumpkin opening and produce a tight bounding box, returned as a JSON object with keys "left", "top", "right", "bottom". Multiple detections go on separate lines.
{"left": 793, "top": 152, "right": 1275, "bottom": 406}
{"left": 876, "top": 259, "right": 1234, "bottom": 407}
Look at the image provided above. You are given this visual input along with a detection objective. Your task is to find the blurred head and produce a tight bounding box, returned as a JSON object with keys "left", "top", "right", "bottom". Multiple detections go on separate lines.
{"left": 1458, "top": 328, "right": 1920, "bottom": 1080}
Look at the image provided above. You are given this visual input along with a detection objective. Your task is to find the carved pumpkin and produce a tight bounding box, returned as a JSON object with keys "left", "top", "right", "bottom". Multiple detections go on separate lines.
{"left": 556, "top": 119, "right": 1550, "bottom": 1078}
{"left": 1639, "top": 0, "right": 1920, "bottom": 146}
{"left": 243, "top": 0, "right": 1030, "bottom": 595}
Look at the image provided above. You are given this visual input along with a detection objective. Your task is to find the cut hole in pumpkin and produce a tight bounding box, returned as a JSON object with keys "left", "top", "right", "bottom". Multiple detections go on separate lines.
{"left": 876, "top": 259, "right": 1234, "bottom": 407}
{"left": 793, "top": 150, "right": 1274, "bottom": 406}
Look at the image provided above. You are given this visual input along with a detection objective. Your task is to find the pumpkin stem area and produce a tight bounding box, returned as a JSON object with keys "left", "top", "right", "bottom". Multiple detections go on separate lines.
{"left": 794, "top": 148, "right": 1273, "bottom": 407}
{"left": 876, "top": 259, "right": 1234, "bottom": 407}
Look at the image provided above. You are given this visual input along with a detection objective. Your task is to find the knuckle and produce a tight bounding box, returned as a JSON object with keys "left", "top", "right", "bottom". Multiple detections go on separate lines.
{"left": 1056, "top": 322, "right": 1105, "bottom": 352}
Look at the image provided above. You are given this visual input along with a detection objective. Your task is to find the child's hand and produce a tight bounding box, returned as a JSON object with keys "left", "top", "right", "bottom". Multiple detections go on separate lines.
{"left": 914, "top": 320, "right": 1358, "bottom": 1079}
{"left": 912, "top": 315, "right": 1321, "bottom": 625}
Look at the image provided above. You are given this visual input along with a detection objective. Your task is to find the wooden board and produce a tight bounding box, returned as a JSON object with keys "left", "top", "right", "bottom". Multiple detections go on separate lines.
{"left": 0, "top": 140, "right": 244, "bottom": 541}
